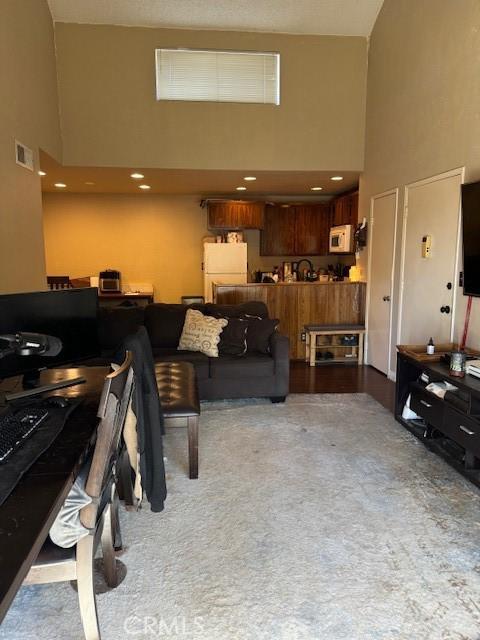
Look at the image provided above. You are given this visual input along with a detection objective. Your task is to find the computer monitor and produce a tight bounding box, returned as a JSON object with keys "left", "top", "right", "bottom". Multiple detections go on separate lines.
{"left": 0, "top": 287, "right": 99, "bottom": 385}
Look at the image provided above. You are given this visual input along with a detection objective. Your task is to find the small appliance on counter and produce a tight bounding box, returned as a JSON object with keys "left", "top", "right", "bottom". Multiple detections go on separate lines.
{"left": 99, "top": 269, "right": 121, "bottom": 293}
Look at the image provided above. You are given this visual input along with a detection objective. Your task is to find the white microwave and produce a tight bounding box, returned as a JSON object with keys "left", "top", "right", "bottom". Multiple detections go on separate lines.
{"left": 329, "top": 224, "right": 354, "bottom": 253}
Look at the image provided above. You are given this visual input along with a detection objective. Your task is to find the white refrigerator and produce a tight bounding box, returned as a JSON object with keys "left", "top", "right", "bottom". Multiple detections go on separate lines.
{"left": 203, "top": 243, "right": 248, "bottom": 302}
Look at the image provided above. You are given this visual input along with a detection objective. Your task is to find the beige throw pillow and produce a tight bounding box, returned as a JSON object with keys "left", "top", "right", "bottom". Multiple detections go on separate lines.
{"left": 178, "top": 309, "right": 228, "bottom": 357}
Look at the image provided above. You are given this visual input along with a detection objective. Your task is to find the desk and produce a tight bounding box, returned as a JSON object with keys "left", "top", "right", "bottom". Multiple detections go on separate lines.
{"left": 98, "top": 293, "right": 153, "bottom": 307}
{"left": 0, "top": 366, "right": 107, "bottom": 623}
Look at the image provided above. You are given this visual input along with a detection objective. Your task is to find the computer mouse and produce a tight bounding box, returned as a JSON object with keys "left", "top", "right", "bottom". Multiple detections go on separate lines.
{"left": 43, "top": 395, "right": 70, "bottom": 408}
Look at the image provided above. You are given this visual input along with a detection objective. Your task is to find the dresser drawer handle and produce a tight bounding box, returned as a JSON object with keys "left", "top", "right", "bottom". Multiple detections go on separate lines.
{"left": 459, "top": 425, "right": 475, "bottom": 436}
{"left": 420, "top": 400, "right": 432, "bottom": 408}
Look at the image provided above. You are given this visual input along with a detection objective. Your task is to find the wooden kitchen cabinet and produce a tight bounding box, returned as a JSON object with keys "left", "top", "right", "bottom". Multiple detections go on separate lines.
{"left": 294, "top": 204, "right": 331, "bottom": 255}
{"left": 350, "top": 191, "right": 359, "bottom": 224}
{"left": 260, "top": 205, "right": 296, "bottom": 255}
{"left": 260, "top": 204, "right": 331, "bottom": 256}
{"left": 207, "top": 201, "right": 264, "bottom": 229}
{"left": 332, "top": 191, "right": 358, "bottom": 227}
{"left": 332, "top": 194, "right": 350, "bottom": 226}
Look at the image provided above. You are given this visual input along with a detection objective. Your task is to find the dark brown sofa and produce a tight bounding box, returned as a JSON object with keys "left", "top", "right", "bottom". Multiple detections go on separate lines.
{"left": 96, "top": 301, "right": 289, "bottom": 402}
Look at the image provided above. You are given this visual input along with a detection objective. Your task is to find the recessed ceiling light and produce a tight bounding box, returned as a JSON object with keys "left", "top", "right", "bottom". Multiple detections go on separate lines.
{"left": 330, "top": 176, "right": 343, "bottom": 181}
{"left": 54, "top": 183, "right": 67, "bottom": 188}
{"left": 131, "top": 172, "right": 144, "bottom": 179}
{"left": 244, "top": 176, "right": 256, "bottom": 181}
{"left": 38, "top": 170, "right": 46, "bottom": 177}
{"left": 236, "top": 186, "right": 247, "bottom": 191}
{"left": 311, "top": 186, "right": 323, "bottom": 191}
{"left": 138, "top": 184, "right": 151, "bottom": 190}
{"left": 85, "top": 181, "right": 95, "bottom": 186}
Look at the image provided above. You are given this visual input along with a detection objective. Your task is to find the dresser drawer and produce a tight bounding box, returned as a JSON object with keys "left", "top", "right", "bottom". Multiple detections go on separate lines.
{"left": 443, "top": 406, "right": 480, "bottom": 457}
{"left": 410, "top": 384, "right": 444, "bottom": 429}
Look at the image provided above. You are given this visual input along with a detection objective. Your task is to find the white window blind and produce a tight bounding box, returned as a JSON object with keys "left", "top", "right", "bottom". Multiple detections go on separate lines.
{"left": 155, "top": 49, "right": 280, "bottom": 105}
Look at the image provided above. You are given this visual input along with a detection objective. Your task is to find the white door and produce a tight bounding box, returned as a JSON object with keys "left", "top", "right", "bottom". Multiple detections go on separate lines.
{"left": 398, "top": 169, "right": 463, "bottom": 346}
{"left": 366, "top": 189, "right": 398, "bottom": 375}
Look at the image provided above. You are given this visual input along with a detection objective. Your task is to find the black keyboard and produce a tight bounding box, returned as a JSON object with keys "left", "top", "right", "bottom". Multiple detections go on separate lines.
{"left": 0, "top": 408, "right": 49, "bottom": 463}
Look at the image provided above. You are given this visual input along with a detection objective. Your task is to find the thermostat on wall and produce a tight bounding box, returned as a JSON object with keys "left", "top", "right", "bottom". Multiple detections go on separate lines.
{"left": 15, "top": 140, "right": 34, "bottom": 171}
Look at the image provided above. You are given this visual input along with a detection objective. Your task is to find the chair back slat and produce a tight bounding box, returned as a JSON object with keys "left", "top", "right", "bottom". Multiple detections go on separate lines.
{"left": 47, "top": 276, "right": 72, "bottom": 290}
{"left": 80, "top": 352, "right": 133, "bottom": 529}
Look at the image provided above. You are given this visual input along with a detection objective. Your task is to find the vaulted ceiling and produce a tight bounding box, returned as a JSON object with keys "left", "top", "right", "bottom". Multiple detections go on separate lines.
{"left": 47, "top": 0, "right": 384, "bottom": 36}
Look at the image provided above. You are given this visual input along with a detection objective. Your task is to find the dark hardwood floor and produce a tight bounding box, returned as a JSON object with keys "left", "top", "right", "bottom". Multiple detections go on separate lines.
{"left": 289, "top": 362, "right": 395, "bottom": 413}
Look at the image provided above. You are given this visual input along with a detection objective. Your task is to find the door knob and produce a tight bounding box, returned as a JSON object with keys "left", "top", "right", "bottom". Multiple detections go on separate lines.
{"left": 440, "top": 305, "right": 451, "bottom": 314}
{"left": 382, "top": 295, "right": 391, "bottom": 302}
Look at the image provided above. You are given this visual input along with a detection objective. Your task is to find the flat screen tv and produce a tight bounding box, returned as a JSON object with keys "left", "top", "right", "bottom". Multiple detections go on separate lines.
{"left": 461, "top": 180, "right": 480, "bottom": 297}
{"left": 0, "top": 287, "right": 99, "bottom": 382}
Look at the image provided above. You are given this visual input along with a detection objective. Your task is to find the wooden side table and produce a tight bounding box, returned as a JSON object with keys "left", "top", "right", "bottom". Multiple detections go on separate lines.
{"left": 305, "top": 324, "right": 365, "bottom": 366}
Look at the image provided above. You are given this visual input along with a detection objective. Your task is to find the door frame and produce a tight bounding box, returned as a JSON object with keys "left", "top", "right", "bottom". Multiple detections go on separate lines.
{"left": 365, "top": 188, "right": 399, "bottom": 380}
{"left": 397, "top": 166, "right": 465, "bottom": 348}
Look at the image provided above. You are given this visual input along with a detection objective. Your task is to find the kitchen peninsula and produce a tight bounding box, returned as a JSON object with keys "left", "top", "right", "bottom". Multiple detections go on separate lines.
{"left": 214, "top": 281, "right": 366, "bottom": 359}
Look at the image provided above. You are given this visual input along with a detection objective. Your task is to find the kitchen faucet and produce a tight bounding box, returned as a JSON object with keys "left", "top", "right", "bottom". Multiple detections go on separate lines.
{"left": 296, "top": 259, "right": 314, "bottom": 281}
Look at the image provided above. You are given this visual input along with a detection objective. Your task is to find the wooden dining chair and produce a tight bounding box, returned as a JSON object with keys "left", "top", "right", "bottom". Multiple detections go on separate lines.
{"left": 23, "top": 352, "right": 134, "bottom": 640}
{"left": 47, "top": 275, "right": 72, "bottom": 290}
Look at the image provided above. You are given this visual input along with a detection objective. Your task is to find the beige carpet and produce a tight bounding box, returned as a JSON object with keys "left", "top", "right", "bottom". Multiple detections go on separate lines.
{"left": 2, "top": 394, "right": 480, "bottom": 640}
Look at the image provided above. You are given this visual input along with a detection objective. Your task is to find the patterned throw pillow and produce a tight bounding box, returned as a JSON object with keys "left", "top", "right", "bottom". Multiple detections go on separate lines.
{"left": 178, "top": 309, "right": 228, "bottom": 357}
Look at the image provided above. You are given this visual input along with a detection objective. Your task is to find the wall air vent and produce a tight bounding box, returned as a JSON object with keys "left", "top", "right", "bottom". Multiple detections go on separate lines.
{"left": 15, "top": 140, "right": 34, "bottom": 171}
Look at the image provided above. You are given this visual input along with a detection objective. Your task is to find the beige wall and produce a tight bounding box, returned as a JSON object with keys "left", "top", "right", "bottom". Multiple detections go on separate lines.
{"left": 360, "top": 0, "right": 480, "bottom": 363}
{"left": 0, "top": 0, "right": 61, "bottom": 293}
{"left": 43, "top": 193, "right": 209, "bottom": 302}
{"left": 54, "top": 24, "right": 367, "bottom": 172}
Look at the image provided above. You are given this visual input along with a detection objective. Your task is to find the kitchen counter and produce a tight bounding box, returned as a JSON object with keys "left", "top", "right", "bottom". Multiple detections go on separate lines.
{"left": 214, "top": 281, "right": 366, "bottom": 359}
{"left": 225, "top": 281, "right": 362, "bottom": 286}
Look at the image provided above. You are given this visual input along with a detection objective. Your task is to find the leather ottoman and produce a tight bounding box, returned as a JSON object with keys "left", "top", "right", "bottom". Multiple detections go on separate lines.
{"left": 155, "top": 361, "right": 200, "bottom": 479}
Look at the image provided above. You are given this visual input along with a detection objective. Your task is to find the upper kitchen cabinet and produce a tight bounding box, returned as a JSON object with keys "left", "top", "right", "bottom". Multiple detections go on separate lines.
{"left": 260, "top": 204, "right": 331, "bottom": 256}
{"left": 260, "top": 205, "right": 297, "bottom": 255}
{"left": 294, "top": 204, "right": 331, "bottom": 255}
{"left": 332, "top": 191, "right": 359, "bottom": 227}
{"left": 207, "top": 201, "right": 264, "bottom": 229}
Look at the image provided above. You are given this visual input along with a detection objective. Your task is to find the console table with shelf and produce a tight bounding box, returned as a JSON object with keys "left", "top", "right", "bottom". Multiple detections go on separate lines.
{"left": 395, "top": 351, "right": 480, "bottom": 486}
{"left": 305, "top": 324, "right": 365, "bottom": 366}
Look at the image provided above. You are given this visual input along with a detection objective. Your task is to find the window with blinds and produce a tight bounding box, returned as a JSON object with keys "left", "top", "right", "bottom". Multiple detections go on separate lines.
{"left": 155, "top": 49, "right": 280, "bottom": 105}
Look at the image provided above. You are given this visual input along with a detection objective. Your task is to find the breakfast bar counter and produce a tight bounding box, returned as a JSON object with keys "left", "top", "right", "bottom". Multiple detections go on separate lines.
{"left": 213, "top": 281, "right": 366, "bottom": 359}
